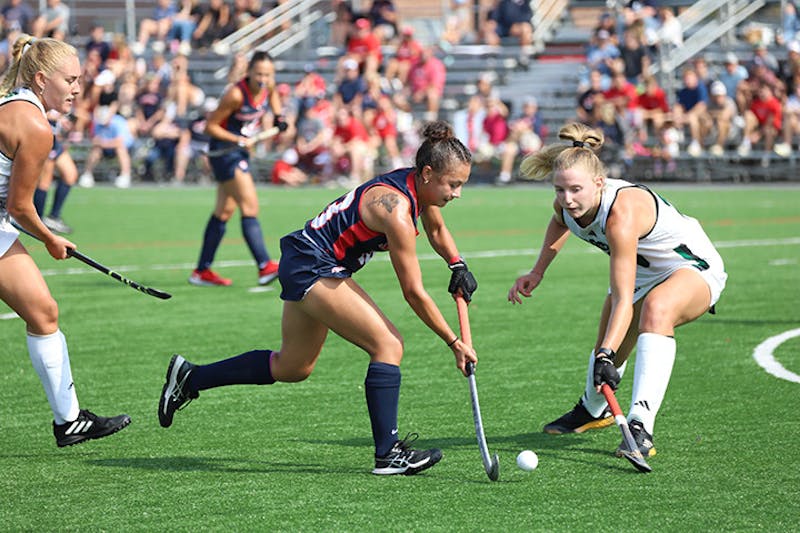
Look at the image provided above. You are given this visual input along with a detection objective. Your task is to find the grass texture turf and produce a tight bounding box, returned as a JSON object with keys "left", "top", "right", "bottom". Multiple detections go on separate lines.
{"left": 1, "top": 184, "right": 798, "bottom": 531}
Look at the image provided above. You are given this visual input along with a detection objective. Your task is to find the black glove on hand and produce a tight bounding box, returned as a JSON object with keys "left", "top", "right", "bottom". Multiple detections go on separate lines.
{"left": 448, "top": 259, "right": 477, "bottom": 302}
{"left": 274, "top": 115, "right": 289, "bottom": 132}
{"left": 593, "top": 349, "right": 620, "bottom": 390}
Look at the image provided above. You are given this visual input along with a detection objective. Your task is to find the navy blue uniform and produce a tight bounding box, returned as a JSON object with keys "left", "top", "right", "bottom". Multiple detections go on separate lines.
{"left": 208, "top": 78, "right": 270, "bottom": 182}
{"left": 279, "top": 168, "right": 419, "bottom": 300}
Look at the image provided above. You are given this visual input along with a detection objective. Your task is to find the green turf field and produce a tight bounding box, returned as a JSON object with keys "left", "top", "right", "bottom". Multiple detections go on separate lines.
{"left": 1, "top": 184, "right": 798, "bottom": 531}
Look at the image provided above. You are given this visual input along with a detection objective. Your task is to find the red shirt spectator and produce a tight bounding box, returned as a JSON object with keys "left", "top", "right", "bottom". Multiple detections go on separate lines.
{"left": 334, "top": 113, "right": 370, "bottom": 143}
{"left": 637, "top": 81, "right": 669, "bottom": 112}
{"left": 347, "top": 18, "right": 383, "bottom": 66}
{"left": 407, "top": 49, "right": 446, "bottom": 97}
{"left": 603, "top": 73, "right": 639, "bottom": 111}
{"left": 394, "top": 27, "right": 423, "bottom": 64}
{"left": 750, "top": 86, "right": 782, "bottom": 130}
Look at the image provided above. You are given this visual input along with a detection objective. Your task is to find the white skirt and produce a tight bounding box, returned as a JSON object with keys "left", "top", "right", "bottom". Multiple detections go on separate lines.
{"left": 0, "top": 215, "right": 20, "bottom": 257}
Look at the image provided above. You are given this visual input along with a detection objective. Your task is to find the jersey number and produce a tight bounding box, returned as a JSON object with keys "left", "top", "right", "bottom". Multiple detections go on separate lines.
{"left": 310, "top": 190, "right": 356, "bottom": 229}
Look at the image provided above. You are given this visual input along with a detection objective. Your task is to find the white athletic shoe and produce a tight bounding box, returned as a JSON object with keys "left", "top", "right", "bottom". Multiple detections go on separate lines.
{"left": 78, "top": 172, "right": 95, "bottom": 188}
{"left": 114, "top": 174, "right": 131, "bottom": 189}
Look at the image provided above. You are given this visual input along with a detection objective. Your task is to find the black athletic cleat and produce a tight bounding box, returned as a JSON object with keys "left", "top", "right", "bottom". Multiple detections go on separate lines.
{"left": 158, "top": 354, "right": 198, "bottom": 428}
{"left": 543, "top": 399, "right": 614, "bottom": 434}
{"left": 53, "top": 409, "right": 131, "bottom": 447}
{"left": 372, "top": 433, "right": 443, "bottom": 475}
{"left": 616, "top": 419, "right": 656, "bottom": 458}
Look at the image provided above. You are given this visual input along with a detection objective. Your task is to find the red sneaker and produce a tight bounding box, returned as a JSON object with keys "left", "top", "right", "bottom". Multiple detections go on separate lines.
{"left": 258, "top": 260, "right": 279, "bottom": 286}
{"left": 189, "top": 268, "right": 232, "bottom": 287}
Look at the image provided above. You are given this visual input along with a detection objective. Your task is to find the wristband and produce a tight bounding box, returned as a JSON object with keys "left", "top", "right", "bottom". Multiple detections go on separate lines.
{"left": 448, "top": 255, "right": 462, "bottom": 265}
{"left": 447, "top": 336, "right": 459, "bottom": 347}
{"left": 596, "top": 347, "right": 616, "bottom": 359}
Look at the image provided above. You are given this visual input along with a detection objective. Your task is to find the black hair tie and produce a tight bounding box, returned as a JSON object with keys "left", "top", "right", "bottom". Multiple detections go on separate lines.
{"left": 572, "top": 140, "right": 585, "bottom": 148}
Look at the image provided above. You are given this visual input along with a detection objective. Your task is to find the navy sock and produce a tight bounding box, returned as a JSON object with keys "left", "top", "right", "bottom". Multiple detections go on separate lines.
{"left": 33, "top": 189, "right": 47, "bottom": 216}
{"left": 188, "top": 350, "right": 274, "bottom": 393}
{"left": 241, "top": 216, "right": 270, "bottom": 267}
{"left": 49, "top": 180, "right": 72, "bottom": 218}
{"left": 365, "top": 362, "right": 401, "bottom": 457}
{"left": 197, "top": 215, "right": 226, "bottom": 271}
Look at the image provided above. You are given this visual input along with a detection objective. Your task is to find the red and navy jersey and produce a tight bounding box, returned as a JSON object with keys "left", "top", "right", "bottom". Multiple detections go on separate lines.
{"left": 303, "top": 168, "right": 419, "bottom": 272}
{"left": 208, "top": 78, "right": 270, "bottom": 151}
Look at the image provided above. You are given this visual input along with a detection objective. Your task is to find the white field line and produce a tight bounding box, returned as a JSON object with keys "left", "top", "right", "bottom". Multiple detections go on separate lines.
{"left": 753, "top": 329, "right": 800, "bottom": 384}
{"left": 36, "top": 236, "right": 800, "bottom": 278}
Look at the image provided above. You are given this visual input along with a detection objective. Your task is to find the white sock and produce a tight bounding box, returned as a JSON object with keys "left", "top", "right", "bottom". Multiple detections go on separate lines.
{"left": 628, "top": 333, "right": 676, "bottom": 434}
{"left": 582, "top": 349, "right": 627, "bottom": 417}
{"left": 27, "top": 330, "right": 80, "bottom": 424}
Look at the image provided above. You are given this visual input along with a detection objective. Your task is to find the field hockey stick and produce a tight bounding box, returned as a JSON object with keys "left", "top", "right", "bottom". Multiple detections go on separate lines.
{"left": 12, "top": 221, "right": 172, "bottom": 300}
{"left": 456, "top": 294, "right": 500, "bottom": 482}
{"left": 205, "top": 127, "right": 280, "bottom": 157}
{"left": 600, "top": 384, "right": 652, "bottom": 473}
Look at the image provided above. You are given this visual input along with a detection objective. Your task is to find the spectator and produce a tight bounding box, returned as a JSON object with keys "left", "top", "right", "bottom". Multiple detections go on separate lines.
{"left": 38, "top": 0, "right": 70, "bottom": 40}
{"left": 271, "top": 148, "right": 309, "bottom": 186}
{"left": 692, "top": 56, "right": 713, "bottom": 93}
{"left": 133, "top": 0, "right": 177, "bottom": 56}
{"left": 498, "top": 95, "right": 545, "bottom": 184}
{"left": 577, "top": 69, "right": 605, "bottom": 124}
{"left": 295, "top": 100, "right": 333, "bottom": 181}
{"left": 481, "top": 0, "right": 533, "bottom": 49}
{"left": 718, "top": 52, "right": 749, "bottom": 112}
{"left": 704, "top": 80, "right": 739, "bottom": 156}
{"left": 273, "top": 82, "right": 298, "bottom": 152}
{"left": 193, "top": 0, "right": 232, "bottom": 51}
{"left": 78, "top": 105, "right": 135, "bottom": 189}
{"left": 750, "top": 42, "right": 780, "bottom": 75}
{"left": 169, "top": 0, "right": 201, "bottom": 56}
{"left": 442, "top": 0, "right": 473, "bottom": 46}
{"left": 475, "top": 92, "right": 508, "bottom": 162}
{"left": 329, "top": 0, "right": 355, "bottom": 48}
{"left": 367, "top": 0, "right": 398, "bottom": 43}
{"left": 384, "top": 25, "right": 422, "bottom": 89}
{"left": 674, "top": 68, "right": 710, "bottom": 157}
{"left": 343, "top": 17, "right": 383, "bottom": 78}
{"left": 134, "top": 74, "right": 166, "bottom": 140}
{"left": 452, "top": 95, "right": 487, "bottom": 153}
{"left": 619, "top": 28, "right": 650, "bottom": 84}
{"left": 586, "top": 29, "right": 621, "bottom": 83}
{"left": 334, "top": 57, "right": 367, "bottom": 110}
{"left": 591, "top": 12, "right": 618, "bottom": 47}
{"left": 0, "top": 19, "right": 22, "bottom": 73}
{"left": 394, "top": 46, "right": 446, "bottom": 121}
{"left": 637, "top": 75, "right": 669, "bottom": 138}
{"left": 0, "top": 0, "right": 40, "bottom": 35}
{"left": 166, "top": 54, "right": 204, "bottom": 118}
{"left": 780, "top": 1, "right": 800, "bottom": 45}
{"left": 295, "top": 63, "right": 327, "bottom": 112}
{"left": 775, "top": 80, "right": 800, "bottom": 156}
{"left": 738, "top": 83, "right": 782, "bottom": 157}
{"left": 173, "top": 97, "right": 214, "bottom": 184}
{"left": 655, "top": 6, "right": 682, "bottom": 48}
{"left": 331, "top": 107, "right": 374, "bottom": 184}
{"left": 368, "top": 93, "right": 403, "bottom": 170}
{"left": 652, "top": 117, "right": 680, "bottom": 175}
{"left": 85, "top": 24, "right": 111, "bottom": 66}
{"left": 225, "top": 52, "right": 248, "bottom": 85}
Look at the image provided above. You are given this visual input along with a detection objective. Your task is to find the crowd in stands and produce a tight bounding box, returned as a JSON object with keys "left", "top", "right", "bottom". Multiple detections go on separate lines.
{"left": 576, "top": 1, "right": 800, "bottom": 176}
{"left": 3, "top": 0, "right": 799, "bottom": 187}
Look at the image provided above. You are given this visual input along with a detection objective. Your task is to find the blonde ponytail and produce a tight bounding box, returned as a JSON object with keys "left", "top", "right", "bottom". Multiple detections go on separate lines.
{"left": 519, "top": 122, "right": 606, "bottom": 181}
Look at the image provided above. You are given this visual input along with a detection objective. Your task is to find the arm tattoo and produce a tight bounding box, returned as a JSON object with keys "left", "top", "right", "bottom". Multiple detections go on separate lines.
{"left": 371, "top": 193, "right": 400, "bottom": 213}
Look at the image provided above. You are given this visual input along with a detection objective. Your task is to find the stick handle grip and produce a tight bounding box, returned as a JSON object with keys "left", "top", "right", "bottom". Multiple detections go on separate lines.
{"left": 601, "top": 383, "right": 623, "bottom": 417}
{"left": 455, "top": 294, "right": 472, "bottom": 346}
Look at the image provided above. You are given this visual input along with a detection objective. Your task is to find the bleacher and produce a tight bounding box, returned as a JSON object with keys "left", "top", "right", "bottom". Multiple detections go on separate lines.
{"left": 66, "top": 0, "right": 797, "bottom": 184}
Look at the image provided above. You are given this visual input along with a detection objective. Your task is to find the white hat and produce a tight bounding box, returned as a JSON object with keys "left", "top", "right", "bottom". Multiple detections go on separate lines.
{"left": 343, "top": 58, "right": 359, "bottom": 70}
{"left": 788, "top": 40, "right": 800, "bottom": 54}
{"left": 724, "top": 52, "right": 739, "bottom": 65}
{"left": 710, "top": 81, "right": 727, "bottom": 96}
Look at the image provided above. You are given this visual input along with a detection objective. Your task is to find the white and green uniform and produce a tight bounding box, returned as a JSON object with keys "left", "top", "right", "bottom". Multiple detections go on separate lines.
{"left": 0, "top": 87, "right": 47, "bottom": 255}
{"left": 562, "top": 178, "right": 727, "bottom": 305}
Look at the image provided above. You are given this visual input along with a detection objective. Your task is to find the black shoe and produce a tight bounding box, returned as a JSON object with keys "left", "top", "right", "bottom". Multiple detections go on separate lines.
{"left": 42, "top": 215, "right": 73, "bottom": 235}
{"left": 53, "top": 409, "right": 131, "bottom": 447}
{"left": 543, "top": 399, "right": 614, "bottom": 434}
{"left": 158, "top": 354, "right": 198, "bottom": 428}
{"left": 372, "top": 433, "right": 443, "bottom": 475}
{"left": 615, "top": 419, "right": 656, "bottom": 458}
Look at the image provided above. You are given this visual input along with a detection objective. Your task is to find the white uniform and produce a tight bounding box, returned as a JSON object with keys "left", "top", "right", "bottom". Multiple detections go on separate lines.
{"left": 0, "top": 87, "right": 47, "bottom": 255}
{"left": 562, "top": 178, "right": 727, "bottom": 305}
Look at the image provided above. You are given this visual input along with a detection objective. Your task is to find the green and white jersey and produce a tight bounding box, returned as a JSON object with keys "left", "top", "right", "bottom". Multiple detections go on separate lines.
{"left": 562, "top": 178, "right": 726, "bottom": 300}
{"left": 0, "top": 87, "right": 47, "bottom": 217}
